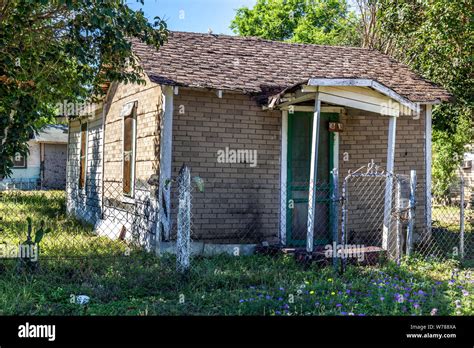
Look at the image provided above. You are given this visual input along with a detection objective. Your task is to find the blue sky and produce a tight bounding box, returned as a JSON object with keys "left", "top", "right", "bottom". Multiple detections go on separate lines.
{"left": 128, "top": 0, "right": 257, "bottom": 35}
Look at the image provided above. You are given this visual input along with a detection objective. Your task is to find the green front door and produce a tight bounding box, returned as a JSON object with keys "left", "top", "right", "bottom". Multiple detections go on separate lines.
{"left": 286, "top": 112, "right": 338, "bottom": 246}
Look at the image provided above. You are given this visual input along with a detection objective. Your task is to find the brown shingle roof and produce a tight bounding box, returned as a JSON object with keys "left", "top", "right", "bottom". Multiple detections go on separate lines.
{"left": 133, "top": 31, "right": 452, "bottom": 104}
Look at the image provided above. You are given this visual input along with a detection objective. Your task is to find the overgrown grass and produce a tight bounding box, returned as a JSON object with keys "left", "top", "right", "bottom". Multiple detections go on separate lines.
{"left": 0, "top": 253, "right": 472, "bottom": 315}
{"left": 0, "top": 191, "right": 472, "bottom": 316}
{"left": 0, "top": 190, "right": 127, "bottom": 257}
{"left": 430, "top": 205, "right": 473, "bottom": 258}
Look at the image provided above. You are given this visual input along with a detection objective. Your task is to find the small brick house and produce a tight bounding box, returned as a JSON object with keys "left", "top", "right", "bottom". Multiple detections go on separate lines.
{"left": 66, "top": 32, "right": 451, "bottom": 254}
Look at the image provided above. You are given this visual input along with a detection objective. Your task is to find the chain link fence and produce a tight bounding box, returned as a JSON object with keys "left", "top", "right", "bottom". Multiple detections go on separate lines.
{"left": 0, "top": 166, "right": 474, "bottom": 269}
{"left": 1, "top": 164, "right": 471, "bottom": 265}
{"left": 415, "top": 173, "right": 473, "bottom": 260}
{"left": 0, "top": 162, "right": 472, "bottom": 315}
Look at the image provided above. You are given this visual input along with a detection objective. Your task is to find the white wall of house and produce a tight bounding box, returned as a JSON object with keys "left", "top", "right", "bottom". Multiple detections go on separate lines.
{"left": 66, "top": 117, "right": 104, "bottom": 225}
{"left": 12, "top": 140, "right": 41, "bottom": 178}
{"left": 0, "top": 140, "right": 41, "bottom": 189}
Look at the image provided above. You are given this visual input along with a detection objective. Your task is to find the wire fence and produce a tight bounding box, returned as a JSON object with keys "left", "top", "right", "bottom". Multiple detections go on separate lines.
{"left": 417, "top": 173, "right": 473, "bottom": 259}
{"left": 0, "top": 164, "right": 472, "bottom": 268}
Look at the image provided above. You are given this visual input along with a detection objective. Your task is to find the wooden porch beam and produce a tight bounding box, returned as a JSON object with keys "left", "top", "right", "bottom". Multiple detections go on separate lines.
{"left": 277, "top": 93, "right": 316, "bottom": 108}
{"left": 280, "top": 106, "right": 345, "bottom": 113}
{"left": 300, "top": 86, "right": 401, "bottom": 116}
{"left": 306, "top": 78, "right": 419, "bottom": 112}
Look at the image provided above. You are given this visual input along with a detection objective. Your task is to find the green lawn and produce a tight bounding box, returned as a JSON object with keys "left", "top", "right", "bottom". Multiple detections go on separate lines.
{"left": 0, "top": 191, "right": 472, "bottom": 316}
{"left": 430, "top": 204, "right": 473, "bottom": 258}
{"left": 0, "top": 190, "right": 127, "bottom": 257}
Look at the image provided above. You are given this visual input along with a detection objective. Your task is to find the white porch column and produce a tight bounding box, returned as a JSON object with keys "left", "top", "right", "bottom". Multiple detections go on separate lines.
{"left": 280, "top": 110, "right": 288, "bottom": 245}
{"left": 306, "top": 93, "right": 321, "bottom": 252}
{"left": 425, "top": 104, "right": 432, "bottom": 234}
{"left": 382, "top": 115, "right": 397, "bottom": 250}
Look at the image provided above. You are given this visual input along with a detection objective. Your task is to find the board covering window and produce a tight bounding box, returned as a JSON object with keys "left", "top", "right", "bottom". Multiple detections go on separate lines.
{"left": 79, "top": 123, "right": 87, "bottom": 189}
{"left": 122, "top": 102, "right": 137, "bottom": 196}
{"left": 13, "top": 153, "right": 26, "bottom": 168}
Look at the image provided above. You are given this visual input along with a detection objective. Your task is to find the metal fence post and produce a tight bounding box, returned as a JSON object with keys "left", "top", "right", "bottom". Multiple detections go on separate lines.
{"left": 331, "top": 169, "right": 339, "bottom": 269}
{"left": 459, "top": 171, "right": 465, "bottom": 259}
{"left": 176, "top": 164, "right": 191, "bottom": 274}
{"left": 395, "top": 177, "right": 402, "bottom": 264}
{"left": 340, "top": 176, "right": 348, "bottom": 273}
{"left": 406, "top": 170, "right": 416, "bottom": 256}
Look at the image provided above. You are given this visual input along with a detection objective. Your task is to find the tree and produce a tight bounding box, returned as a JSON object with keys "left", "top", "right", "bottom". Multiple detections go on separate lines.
{"left": 359, "top": 0, "right": 473, "bottom": 195}
{"left": 0, "top": 0, "right": 168, "bottom": 177}
{"left": 230, "top": 0, "right": 359, "bottom": 46}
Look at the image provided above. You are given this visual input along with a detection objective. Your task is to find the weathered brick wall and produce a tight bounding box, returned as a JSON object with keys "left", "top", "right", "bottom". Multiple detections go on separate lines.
{"left": 338, "top": 107, "right": 427, "bottom": 245}
{"left": 171, "top": 89, "right": 281, "bottom": 244}
{"left": 103, "top": 77, "right": 162, "bottom": 187}
{"left": 100, "top": 77, "right": 162, "bottom": 246}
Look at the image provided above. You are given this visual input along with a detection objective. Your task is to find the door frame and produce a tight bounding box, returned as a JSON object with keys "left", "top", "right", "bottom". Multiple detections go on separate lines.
{"left": 280, "top": 110, "right": 340, "bottom": 246}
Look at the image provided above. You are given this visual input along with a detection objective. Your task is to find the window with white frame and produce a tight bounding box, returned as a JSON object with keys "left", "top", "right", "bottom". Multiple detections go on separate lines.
{"left": 13, "top": 152, "right": 26, "bottom": 168}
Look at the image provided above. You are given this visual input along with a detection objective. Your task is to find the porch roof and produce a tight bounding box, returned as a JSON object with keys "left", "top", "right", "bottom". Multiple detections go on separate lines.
{"left": 133, "top": 31, "right": 452, "bottom": 105}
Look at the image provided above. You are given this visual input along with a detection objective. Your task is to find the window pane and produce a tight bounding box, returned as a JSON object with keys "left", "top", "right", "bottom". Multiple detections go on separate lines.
{"left": 13, "top": 153, "right": 26, "bottom": 168}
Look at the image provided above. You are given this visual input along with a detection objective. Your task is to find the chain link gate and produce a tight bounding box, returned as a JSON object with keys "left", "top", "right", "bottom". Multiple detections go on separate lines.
{"left": 339, "top": 161, "right": 412, "bottom": 270}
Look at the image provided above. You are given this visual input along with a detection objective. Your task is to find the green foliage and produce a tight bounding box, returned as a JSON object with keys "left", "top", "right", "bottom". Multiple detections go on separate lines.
{"left": 230, "top": 0, "right": 359, "bottom": 45}
{"left": 18, "top": 216, "right": 51, "bottom": 272}
{"left": 193, "top": 176, "right": 205, "bottom": 192}
{"left": 374, "top": 0, "right": 473, "bottom": 193}
{"left": 0, "top": 0, "right": 168, "bottom": 177}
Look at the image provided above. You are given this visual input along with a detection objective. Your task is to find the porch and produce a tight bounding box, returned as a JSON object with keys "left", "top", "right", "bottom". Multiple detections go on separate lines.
{"left": 264, "top": 78, "right": 430, "bottom": 256}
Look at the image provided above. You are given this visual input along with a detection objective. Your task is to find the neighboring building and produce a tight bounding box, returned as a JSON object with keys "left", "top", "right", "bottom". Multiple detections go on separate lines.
{"left": 66, "top": 32, "right": 452, "bottom": 253}
{"left": 1, "top": 124, "right": 68, "bottom": 190}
